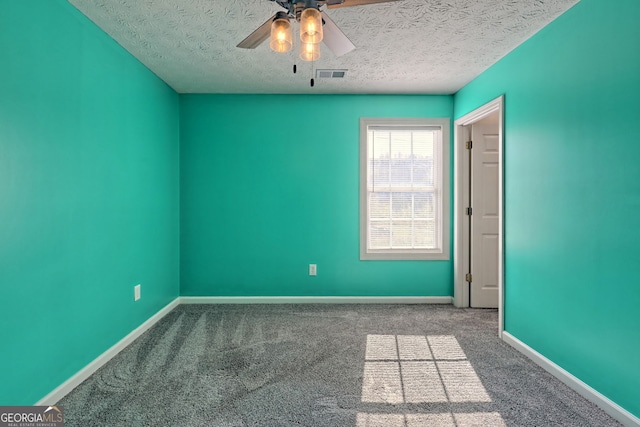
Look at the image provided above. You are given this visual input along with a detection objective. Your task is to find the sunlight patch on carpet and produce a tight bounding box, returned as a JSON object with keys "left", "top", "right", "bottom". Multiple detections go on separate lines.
{"left": 361, "top": 335, "right": 490, "bottom": 403}
{"left": 356, "top": 412, "right": 507, "bottom": 427}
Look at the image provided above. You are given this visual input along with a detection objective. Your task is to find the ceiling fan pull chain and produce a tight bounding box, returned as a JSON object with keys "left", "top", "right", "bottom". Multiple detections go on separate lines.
{"left": 310, "top": 62, "right": 315, "bottom": 87}
{"left": 292, "top": 24, "right": 297, "bottom": 74}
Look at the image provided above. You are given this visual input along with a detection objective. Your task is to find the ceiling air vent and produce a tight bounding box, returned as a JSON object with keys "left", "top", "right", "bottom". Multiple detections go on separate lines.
{"left": 316, "top": 69, "right": 347, "bottom": 79}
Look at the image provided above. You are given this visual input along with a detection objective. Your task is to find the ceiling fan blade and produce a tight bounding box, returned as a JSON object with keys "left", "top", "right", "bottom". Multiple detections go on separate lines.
{"left": 327, "top": 0, "right": 401, "bottom": 9}
{"left": 237, "top": 14, "right": 275, "bottom": 49}
{"left": 321, "top": 11, "right": 356, "bottom": 57}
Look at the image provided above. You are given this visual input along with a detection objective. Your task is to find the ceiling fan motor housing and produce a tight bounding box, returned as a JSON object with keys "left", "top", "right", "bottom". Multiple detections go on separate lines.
{"left": 273, "top": 0, "right": 345, "bottom": 20}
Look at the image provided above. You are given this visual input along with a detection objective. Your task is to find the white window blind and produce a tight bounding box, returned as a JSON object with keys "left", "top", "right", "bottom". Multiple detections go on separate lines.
{"left": 360, "top": 118, "right": 450, "bottom": 260}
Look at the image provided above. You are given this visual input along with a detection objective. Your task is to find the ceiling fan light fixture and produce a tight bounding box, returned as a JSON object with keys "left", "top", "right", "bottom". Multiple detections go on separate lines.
{"left": 300, "top": 8, "right": 323, "bottom": 44}
{"left": 269, "top": 13, "right": 292, "bottom": 53}
{"left": 300, "top": 41, "right": 321, "bottom": 62}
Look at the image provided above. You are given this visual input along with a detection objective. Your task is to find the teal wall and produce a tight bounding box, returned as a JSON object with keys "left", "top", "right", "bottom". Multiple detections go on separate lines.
{"left": 0, "top": 0, "right": 180, "bottom": 405}
{"left": 180, "top": 95, "right": 453, "bottom": 297}
{"left": 455, "top": 0, "right": 640, "bottom": 418}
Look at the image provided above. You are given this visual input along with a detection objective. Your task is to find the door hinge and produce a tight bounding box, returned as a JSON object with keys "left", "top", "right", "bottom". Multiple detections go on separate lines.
{"left": 465, "top": 273, "right": 472, "bottom": 282}
{"left": 466, "top": 207, "right": 472, "bottom": 216}
{"left": 466, "top": 140, "right": 472, "bottom": 149}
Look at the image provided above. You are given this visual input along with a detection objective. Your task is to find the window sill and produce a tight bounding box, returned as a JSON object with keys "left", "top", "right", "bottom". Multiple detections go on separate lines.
{"left": 360, "top": 251, "right": 450, "bottom": 261}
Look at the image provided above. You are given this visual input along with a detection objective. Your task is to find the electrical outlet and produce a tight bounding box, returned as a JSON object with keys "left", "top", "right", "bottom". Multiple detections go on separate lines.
{"left": 134, "top": 284, "right": 141, "bottom": 301}
{"left": 309, "top": 264, "right": 317, "bottom": 276}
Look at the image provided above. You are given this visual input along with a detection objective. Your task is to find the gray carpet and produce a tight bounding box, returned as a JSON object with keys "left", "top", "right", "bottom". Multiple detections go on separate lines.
{"left": 58, "top": 304, "right": 622, "bottom": 426}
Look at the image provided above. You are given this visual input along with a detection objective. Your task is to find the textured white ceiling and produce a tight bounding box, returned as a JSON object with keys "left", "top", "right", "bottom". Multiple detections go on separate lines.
{"left": 68, "top": 0, "right": 580, "bottom": 94}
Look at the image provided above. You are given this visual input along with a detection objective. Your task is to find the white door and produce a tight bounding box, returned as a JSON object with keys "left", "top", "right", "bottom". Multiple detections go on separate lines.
{"left": 470, "top": 120, "right": 499, "bottom": 308}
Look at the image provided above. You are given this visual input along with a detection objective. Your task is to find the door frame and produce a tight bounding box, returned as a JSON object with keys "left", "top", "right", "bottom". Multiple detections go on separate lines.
{"left": 453, "top": 95, "right": 505, "bottom": 337}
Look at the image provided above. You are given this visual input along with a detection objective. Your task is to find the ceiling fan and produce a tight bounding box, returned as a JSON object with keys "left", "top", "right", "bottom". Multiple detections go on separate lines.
{"left": 237, "top": 0, "right": 401, "bottom": 59}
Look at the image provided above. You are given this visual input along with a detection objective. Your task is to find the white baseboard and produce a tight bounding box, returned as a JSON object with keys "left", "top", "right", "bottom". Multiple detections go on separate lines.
{"left": 179, "top": 296, "right": 453, "bottom": 305}
{"left": 502, "top": 331, "right": 640, "bottom": 427}
{"left": 36, "top": 298, "right": 180, "bottom": 406}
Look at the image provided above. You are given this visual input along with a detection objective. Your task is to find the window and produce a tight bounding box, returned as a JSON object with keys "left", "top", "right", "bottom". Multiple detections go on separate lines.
{"left": 360, "top": 118, "right": 450, "bottom": 260}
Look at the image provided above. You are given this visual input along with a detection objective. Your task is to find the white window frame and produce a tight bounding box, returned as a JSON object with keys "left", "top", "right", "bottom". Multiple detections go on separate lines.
{"left": 360, "top": 118, "right": 450, "bottom": 261}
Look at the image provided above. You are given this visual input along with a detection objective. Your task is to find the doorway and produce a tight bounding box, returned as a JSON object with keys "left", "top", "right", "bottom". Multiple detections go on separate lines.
{"left": 453, "top": 96, "right": 504, "bottom": 336}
